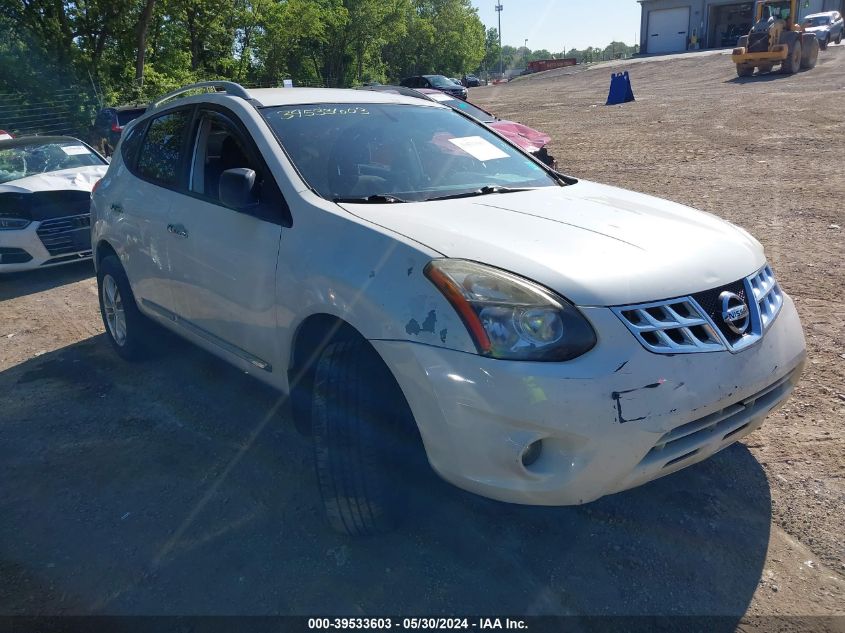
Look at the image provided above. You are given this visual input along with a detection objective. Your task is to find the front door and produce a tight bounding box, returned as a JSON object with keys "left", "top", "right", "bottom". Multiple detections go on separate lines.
{"left": 166, "top": 108, "right": 287, "bottom": 376}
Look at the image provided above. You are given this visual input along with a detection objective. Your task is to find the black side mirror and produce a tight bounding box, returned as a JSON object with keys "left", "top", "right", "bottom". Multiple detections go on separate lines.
{"left": 219, "top": 168, "right": 258, "bottom": 209}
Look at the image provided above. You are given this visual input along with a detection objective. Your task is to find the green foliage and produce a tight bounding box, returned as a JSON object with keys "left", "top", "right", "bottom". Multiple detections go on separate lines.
{"left": 0, "top": 0, "right": 488, "bottom": 112}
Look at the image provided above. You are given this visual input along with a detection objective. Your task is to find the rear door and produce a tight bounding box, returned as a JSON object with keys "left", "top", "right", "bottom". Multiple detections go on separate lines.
{"left": 115, "top": 107, "right": 193, "bottom": 316}
{"left": 166, "top": 107, "right": 288, "bottom": 375}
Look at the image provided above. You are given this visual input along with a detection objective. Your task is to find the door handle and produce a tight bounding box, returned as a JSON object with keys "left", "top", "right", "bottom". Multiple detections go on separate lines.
{"left": 110, "top": 203, "right": 123, "bottom": 214}
{"left": 167, "top": 223, "right": 189, "bottom": 238}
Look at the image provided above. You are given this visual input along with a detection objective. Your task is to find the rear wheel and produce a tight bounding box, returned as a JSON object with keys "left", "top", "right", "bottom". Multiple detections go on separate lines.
{"left": 312, "top": 340, "right": 424, "bottom": 535}
{"left": 836, "top": 32, "right": 842, "bottom": 45}
{"left": 736, "top": 64, "right": 754, "bottom": 77}
{"left": 97, "top": 255, "right": 153, "bottom": 360}
{"left": 781, "top": 40, "right": 801, "bottom": 74}
{"left": 801, "top": 35, "right": 820, "bottom": 69}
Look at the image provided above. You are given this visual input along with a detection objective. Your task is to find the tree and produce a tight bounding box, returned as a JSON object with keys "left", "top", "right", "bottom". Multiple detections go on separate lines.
{"left": 480, "top": 27, "right": 500, "bottom": 75}
{"left": 135, "top": 0, "right": 157, "bottom": 85}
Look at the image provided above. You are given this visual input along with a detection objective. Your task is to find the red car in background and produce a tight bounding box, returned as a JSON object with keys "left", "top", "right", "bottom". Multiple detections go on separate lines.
{"left": 415, "top": 88, "right": 556, "bottom": 169}
{"left": 359, "top": 84, "right": 556, "bottom": 169}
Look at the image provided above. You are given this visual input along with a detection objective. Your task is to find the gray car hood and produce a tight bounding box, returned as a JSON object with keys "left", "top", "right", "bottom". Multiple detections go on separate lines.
{"left": 340, "top": 180, "right": 765, "bottom": 306}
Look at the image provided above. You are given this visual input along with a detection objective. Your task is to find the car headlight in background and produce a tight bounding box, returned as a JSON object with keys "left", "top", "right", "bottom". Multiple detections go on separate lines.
{"left": 0, "top": 215, "right": 31, "bottom": 230}
{"left": 425, "top": 259, "right": 597, "bottom": 361}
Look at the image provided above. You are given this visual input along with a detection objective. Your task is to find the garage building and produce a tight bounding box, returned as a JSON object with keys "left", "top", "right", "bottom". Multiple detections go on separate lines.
{"left": 638, "top": 0, "right": 845, "bottom": 54}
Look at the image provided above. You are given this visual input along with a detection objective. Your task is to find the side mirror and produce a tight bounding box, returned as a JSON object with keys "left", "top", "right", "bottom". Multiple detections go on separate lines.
{"left": 219, "top": 168, "right": 258, "bottom": 209}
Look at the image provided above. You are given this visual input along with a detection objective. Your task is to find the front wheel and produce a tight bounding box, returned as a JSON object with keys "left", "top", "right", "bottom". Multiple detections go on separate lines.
{"left": 818, "top": 37, "right": 828, "bottom": 50}
{"left": 97, "top": 255, "right": 153, "bottom": 360}
{"left": 311, "top": 340, "right": 423, "bottom": 535}
{"left": 736, "top": 64, "right": 754, "bottom": 77}
{"left": 781, "top": 40, "right": 801, "bottom": 74}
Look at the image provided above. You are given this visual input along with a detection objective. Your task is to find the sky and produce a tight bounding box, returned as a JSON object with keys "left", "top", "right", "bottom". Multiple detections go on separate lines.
{"left": 469, "top": 0, "right": 642, "bottom": 52}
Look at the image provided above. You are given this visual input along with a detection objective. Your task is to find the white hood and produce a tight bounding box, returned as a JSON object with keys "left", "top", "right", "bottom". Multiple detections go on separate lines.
{"left": 0, "top": 165, "right": 107, "bottom": 194}
{"left": 341, "top": 180, "right": 765, "bottom": 306}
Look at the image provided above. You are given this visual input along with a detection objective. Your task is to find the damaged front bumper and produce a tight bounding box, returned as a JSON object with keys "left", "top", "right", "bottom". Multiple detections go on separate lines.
{"left": 0, "top": 219, "right": 92, "bottom": 272}
{"left": 372, "top": 294, "right": 806, "bottom": 505}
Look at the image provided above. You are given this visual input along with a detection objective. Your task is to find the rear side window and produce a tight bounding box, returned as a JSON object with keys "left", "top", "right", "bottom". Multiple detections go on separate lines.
{"left": 120, "top": 121, "right": 146, "bottom": 167}
{"left": 137, "top": 110, "right": 190, "bottom": 187}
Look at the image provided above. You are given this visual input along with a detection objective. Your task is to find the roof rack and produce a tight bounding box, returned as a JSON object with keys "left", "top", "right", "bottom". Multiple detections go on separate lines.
{"left": 148, "top": 81, "right": 253, "bottom": 111}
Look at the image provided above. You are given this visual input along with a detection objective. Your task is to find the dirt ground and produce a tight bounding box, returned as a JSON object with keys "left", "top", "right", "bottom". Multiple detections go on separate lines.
{"left": 1, "top": 48, "right": 843, "bottom": 623}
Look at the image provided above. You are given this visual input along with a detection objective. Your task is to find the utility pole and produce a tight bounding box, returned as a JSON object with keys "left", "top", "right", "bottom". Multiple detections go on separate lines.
{"left": 496, "top": 3, "right": 503, "bottom": 78}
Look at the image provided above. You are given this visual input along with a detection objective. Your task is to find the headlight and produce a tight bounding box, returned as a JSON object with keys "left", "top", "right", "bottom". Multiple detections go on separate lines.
{"left": 424, "top": 259, "right": 597, "bottom": 361}
{"left": 0, "top": 216, "right": 30, "bottom": 230}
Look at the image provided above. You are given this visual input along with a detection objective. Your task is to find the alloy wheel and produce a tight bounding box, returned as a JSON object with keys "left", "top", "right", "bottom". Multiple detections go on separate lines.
{"left": 102, "top": 274, "right": 127, "bottom": 346}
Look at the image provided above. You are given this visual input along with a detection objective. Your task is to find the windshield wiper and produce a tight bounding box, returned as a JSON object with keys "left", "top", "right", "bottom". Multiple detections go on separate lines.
{"left": 332, "top": 194, "right": 408, "bottom": 204}
{"left": 424, "top": 185, "right": 534, "bottom": 202}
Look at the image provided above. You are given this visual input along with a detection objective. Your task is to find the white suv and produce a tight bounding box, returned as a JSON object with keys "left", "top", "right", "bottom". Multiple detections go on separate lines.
{"left": 92, "top": 81, "right": 806, "bottom": 535}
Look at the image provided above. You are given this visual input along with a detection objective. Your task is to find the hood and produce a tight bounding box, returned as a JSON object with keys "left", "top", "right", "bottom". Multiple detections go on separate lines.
{"left": 804, "top": 25, "right": 829, "bottom": 32}
{"left": 340, "top": 180, "right": 765, "bottom": 306}
{"left": 488, "top": 120, "right": 551, "bottom": 153}
{"left": 0, "top": 165, "right": 107, "bottom": 194}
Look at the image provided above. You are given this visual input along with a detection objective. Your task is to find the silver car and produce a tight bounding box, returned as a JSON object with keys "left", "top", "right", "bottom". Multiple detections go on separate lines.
{"left": 802, "top": 11, "right": 844, "bottom": 49}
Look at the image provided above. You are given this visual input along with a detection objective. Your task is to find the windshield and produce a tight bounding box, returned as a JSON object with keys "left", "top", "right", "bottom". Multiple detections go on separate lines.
{"left": 764, "top": 2, "right": 792, "bottom": 20}
{"left": 804, "top": 16, "right": 830, "bottom": 25}
{"left": 425, "top": 93, "right": 496, "bottom": 122}
{"left": 261, "top": 103, "right": 558, "bottom": 203}
{"left": 427, "top": 75, "right": 459, "bottom": 88}
{"left": 0, "top": 141, "right": 104, "bottom": 184}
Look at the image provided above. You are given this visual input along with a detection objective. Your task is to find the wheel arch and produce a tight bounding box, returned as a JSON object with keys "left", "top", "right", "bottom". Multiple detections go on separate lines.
{"left": 287, "top": 313, "right": 415, "bottom": 436}
{"left": 94, "top": 239, "right": 118, "bottom": 272}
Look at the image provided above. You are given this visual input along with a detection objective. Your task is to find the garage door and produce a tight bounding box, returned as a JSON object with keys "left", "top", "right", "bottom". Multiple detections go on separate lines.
{"left": 648, "top": 7, "right": 690, "bottom": 54}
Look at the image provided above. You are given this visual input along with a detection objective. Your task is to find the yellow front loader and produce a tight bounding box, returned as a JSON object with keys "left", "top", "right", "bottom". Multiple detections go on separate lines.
{"left": 731, "top": 0, "right": 819, "bottom": 76}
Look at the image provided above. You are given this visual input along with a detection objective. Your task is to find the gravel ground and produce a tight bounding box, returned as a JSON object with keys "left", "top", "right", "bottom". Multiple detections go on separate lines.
{"left": 1, "top": 48, "right": 843, "bottom": 622}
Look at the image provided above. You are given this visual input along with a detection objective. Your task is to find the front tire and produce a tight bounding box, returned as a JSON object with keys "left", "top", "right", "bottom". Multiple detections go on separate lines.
{"left": 818, "top": 37, "right": 828, "bottom": 50}
{"left": 781, "top": 40, "right": 801, "bottom": 74}
{"left": 312, "top": 340, "right": 422, "bottom": 536}
{"left": 736, "top": 64, "right": 754, "bottom": 77}
{"left": 97, "top": 255, "right": 153, "bottom": 360}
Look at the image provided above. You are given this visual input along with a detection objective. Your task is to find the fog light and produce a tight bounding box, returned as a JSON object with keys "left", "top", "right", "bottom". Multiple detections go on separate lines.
{"left": 521, "top": 439, "right": 543, "bottom": 467}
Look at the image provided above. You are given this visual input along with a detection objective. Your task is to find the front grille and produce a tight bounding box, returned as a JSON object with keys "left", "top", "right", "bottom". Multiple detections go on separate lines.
{"left": 616, "top": 298, "right": 724, "bottom": 354}
{"left": 614, "top": 264, "right": 785, "bottom": 355}
{"left": 0, "top": 247, "right": 33, "bottom": 264}
{"left": 36, "top": 214, "right": 91, "bottom": 256}
{"left": 748, "top": 265, "right": 782, "bottom": 330}
{"left": 635, "top": 369, "right": 796, "bottom": 474}
{"left": 747, "top": 32, "right": 770, "bottom": 53}
{"left": 692, "top": 280, "right": 747, "bottom": 345}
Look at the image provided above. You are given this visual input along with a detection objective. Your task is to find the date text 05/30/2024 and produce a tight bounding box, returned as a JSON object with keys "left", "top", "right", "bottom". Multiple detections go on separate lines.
{"left": 308, "top": 618, "right": 528, "bottom": 630}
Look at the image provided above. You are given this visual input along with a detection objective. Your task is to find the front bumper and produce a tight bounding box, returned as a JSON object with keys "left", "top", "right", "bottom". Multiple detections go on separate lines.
{"left": 372, "top": 295, "right": 806, "bottom": 505}
{"left": 0, "top": 219, "right": 92, "bottom": 272}
{"left": 732, "top": 45, "right": 788, "bottom": 64}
